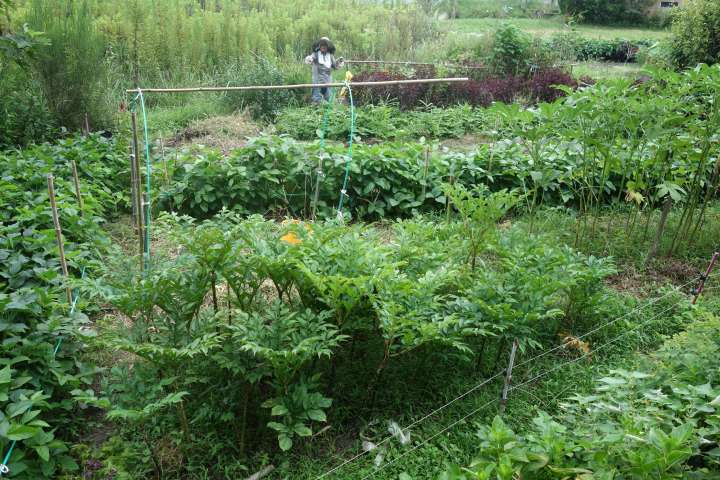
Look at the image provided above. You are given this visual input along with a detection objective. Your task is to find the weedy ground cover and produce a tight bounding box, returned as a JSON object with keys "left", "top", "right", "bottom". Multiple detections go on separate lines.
{"left": 440, "top": 307, "right": 720, "bottom": 479}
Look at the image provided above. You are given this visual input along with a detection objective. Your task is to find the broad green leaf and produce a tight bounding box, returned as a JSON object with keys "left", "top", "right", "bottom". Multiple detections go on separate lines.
{"left": 34, "top": 445, "right": 50, "bottom": 462}
{"left": 278, "top": 434, "right": 292, "bottom": 451}
{"left": 271, "top": 404, "right": 289, "bottom": 416}
{"left": 307, "top": 409, "right": 326, "bottom": 422}
{"left": 7, "top": 424, "right": 40, "bottom": 440}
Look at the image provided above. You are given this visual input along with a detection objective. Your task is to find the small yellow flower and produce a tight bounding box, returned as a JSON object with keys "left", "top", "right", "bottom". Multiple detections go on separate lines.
{"left": 339, "top": 71, "right": 354, "bottom": 99}
{"left": 280, "top": 232, "right": 302, "bottom": 245}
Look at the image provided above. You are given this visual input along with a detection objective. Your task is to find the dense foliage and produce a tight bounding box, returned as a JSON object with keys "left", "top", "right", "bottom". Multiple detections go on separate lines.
{"left": 161, "top": 66, "right": 720, "bottom": 261}
{"left": 27, "top": 0, "right": 115, "bottom": 131}
{"left": 275, "top": 104, "right": 487, "bottom": 141}
{"left": 443, "top": 309, "right": 720, "bottom": 478}
{"left": 558, "top": 0, "right": 656, "bottom": 25}
{"left": 0, "top": 134, "right": 128, "bottom": 477}
{"left": 670, "top": 0, "right": 720, "bottom": 68}
{"left": 546, "top": 32, "right": 652, "bottom": 62}
{"left": 90, "top": 209, "right": 618, "bottom": 477}
{"left": 3, "top": 0, "right": 435, "bottom": 130}
{"left": 0, "top": 2, "right": 55, "bottom": 148}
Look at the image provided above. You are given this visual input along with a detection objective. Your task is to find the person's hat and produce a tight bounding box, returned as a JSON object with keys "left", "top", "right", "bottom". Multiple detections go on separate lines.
{"left": 313, "top": 37, "right": 336, "bottom": 54}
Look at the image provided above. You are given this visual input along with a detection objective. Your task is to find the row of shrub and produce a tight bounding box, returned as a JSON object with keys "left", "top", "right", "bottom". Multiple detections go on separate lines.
{"left": 0, "top": 134, "right": 128, "bottom": 478}
{"left": 275, "top": 104, "right": 487, "bottom": 141}
{"left": 546, "top": 34, "right": 654, "bottom": 63}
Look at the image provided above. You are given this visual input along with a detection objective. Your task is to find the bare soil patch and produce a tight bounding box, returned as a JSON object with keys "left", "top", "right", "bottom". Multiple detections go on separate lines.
{"left": 166, "top": 111, "right": 261, "bottom": 154}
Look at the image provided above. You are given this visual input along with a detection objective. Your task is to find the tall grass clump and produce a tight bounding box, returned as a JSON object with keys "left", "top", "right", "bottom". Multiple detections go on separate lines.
{"left": 93, "top": 0, "right": 435, "bottom": 86}
{"left": 27, "top": 0, "right": 117, "bottom": 131}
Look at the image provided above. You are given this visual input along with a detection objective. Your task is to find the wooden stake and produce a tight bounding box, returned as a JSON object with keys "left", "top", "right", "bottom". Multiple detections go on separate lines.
{"left": 135, "top": 151, "right": 144, "bottom": 266}
{"left": 160, "top": 137, "right": 169, "bottom": 186}
{"left": 421, "top": 147, "right": 430, "bottom": 200}
{"left": 312, "top": 155, "right": 324, "bottom": 220}
{"left": 47, "top": 175, "right": 73, "bottom": 305}
{"left": 70, "top": 159, "right": 84, "bottom": 216}
{"left": 692, "top": 252, "right": 719, "bottom": 304}
{"left": 84, "top": 113, "right": 90, "bottom": 135}
{"left": 246, "top": 465, "right": 274, "bottom": 480}
{"left": 129, "top": 147, "right": 138, "bottom": 224}
{"left": 131, "top": 112, "right": 144, "bottom": 256}
{"left": 499, "top": 339, "right": 518, "bottom": 415}
{"left": 126, "top": 77, "right": 470, "bottom": 94}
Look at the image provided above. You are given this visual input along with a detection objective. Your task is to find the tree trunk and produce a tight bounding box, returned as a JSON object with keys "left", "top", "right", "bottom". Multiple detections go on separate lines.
{"left": 647, "top": 199, "right": 672, "bottom": 261}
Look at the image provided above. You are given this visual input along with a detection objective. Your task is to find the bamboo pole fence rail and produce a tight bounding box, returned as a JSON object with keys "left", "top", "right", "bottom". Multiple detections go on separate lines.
{"left": 345, "top": 60, "right": 488, "bottom": 70}
{"left": 126, "top": 77, "right": 469, "bottom": 94}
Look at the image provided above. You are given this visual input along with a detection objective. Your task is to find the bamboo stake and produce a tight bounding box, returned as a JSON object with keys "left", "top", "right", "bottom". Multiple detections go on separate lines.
{"left": 131, "top": 112, "right": 144, "bottom": 262}
{"left": 421, "top": 147, "right": 430, "bottom": 200}
{"left": 126, "top": 77, "right": 469, "bottom": 94}
{"left": 135, "top": 152, "right": 144, "bottom": 265}
{"left": 70, "top": 159, "right": 84, "bottom": 216}
{"left": 47, "top": 175, "right": 73, "bottom": 305}
{"left": 160, "top": 137, "right": 169, "bottom": 186}
{"left": 499, "top": 339, "right": 519, "bottom": 415}
{"left": 129, "top": 147, "right": 138, "bottom": 224}
{"left": 312, "top": 155, "right": 324, "bottom": 220}
{"left": 246, "top": 465, "right": 275, "bottom": 480}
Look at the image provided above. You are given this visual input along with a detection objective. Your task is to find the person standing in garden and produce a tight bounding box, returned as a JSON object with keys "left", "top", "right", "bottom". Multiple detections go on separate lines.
{"left": 305, "top": 37, "right": 345, "bottom": 103}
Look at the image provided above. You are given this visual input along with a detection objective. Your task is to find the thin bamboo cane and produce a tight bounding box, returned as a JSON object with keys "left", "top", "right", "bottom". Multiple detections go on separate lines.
{"left": 47, "top": 175, "right": 73, "bottom": 305}
{"left": 131, "top": 112, "right": 144, "bottom": 265}
{"left": 126, "top": 77, "right": 469, "bottom": 94}
{"left": 129, "top": 147, "right": 138, "bottom": 224}
{"left": 70, "top": 159, "right": 84, "bottom": 216}
{"left": 134, "top": 151, "right": 144, "bottom": 264}
{"left": 499, "top": 339, "right": 519, "bottom": 415}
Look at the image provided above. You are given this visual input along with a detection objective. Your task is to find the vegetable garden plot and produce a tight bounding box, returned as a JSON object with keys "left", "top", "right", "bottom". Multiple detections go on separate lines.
{"left": 0, "top": 135, "right": 127, "bottom": 478}
{"left": 2, "top": 65, "right": 720, "bottom": 479}
{"left": 158, "top": 66, "right": 720, "bottom": 259}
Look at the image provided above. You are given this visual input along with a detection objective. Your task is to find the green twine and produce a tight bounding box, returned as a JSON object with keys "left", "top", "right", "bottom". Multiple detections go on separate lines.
{"left": 1, "top": 265, "right": 88, "bottom": 477}
{"left": 337, "top": 81, "right": 355, "bottom": 216}
{"left": 312, "top": 88, "right": 338, "bottom": 218}
{"left": 137, "top": 90, "right": 152, "bottom": 270}
{"left": 0, "top": 443, "right": 14, "bottom": 477}
{"left": 53, "top": 266, "right": 87, "bottom": 355}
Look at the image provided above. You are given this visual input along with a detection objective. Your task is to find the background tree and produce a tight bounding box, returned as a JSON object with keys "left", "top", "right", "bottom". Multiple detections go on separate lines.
{"left": 558, "top": 0, "right": 656, "bottom": 24}
{"left": 670, "top": 0, "right": 720, "bottom": 68}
